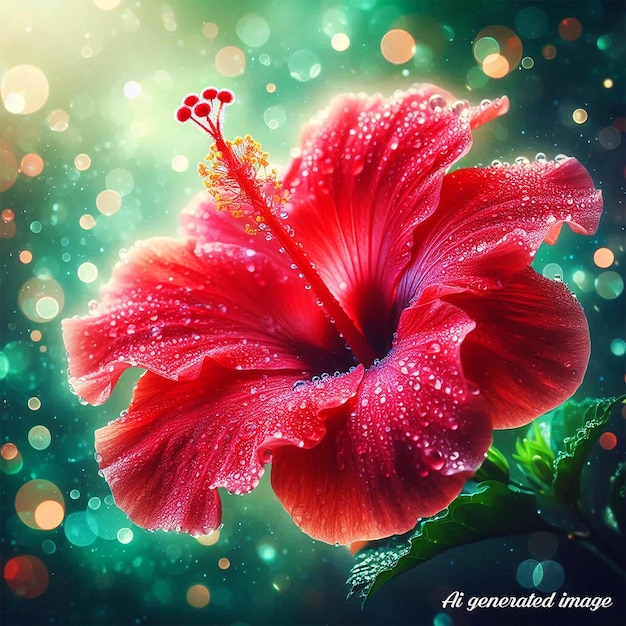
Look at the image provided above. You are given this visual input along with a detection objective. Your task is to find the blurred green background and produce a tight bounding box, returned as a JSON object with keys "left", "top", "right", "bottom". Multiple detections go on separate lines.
{"left": 1, "top": 1, "right": 624, "bottom": 624}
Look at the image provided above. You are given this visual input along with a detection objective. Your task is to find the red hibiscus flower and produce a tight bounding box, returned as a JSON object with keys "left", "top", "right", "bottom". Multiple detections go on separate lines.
{"left": 62, "top": 85, "right": 602, "bottom": 545}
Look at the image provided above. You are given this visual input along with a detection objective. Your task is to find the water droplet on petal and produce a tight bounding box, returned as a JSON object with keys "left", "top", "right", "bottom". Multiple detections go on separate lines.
{"left": 351, "top": 154, "right": 364, "bottom": 175}
{"left": 429, "top": 93, "right": 446, "bottom": 110}
{"left": 422, "top": 448, "right": 445, "bottom": 471}
{"left": 452, "top": 99, "right": 470, "bottom": 115}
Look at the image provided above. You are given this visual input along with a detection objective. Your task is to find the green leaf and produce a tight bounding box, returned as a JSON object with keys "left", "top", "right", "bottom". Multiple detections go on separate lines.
{"left": 347, "top": 481, "right": 544, "bottom": 605}
{"left": 513, "top": 421, "right": 556, "bottom": 492}
{"left": 552, "top": 395, "right": 625, "bottom": 505}
{"left": 474, "top": 445, "right": 509, "bottom": 483}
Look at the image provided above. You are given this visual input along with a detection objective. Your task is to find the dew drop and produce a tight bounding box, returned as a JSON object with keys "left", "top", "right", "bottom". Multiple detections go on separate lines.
{"left": 422, "top": 448, "right": 445, "bottom": 471}
{"left": 321, "top": 158, "right": 334, "bottom": 174}
{"left": 428, "top": 93, "right": 446, "bottom": 110}
{"left": 351, "top": 154, "right": 364, "bottom": 175}
{"left": 451, "top": 99, "right": 470, "bottom": 115}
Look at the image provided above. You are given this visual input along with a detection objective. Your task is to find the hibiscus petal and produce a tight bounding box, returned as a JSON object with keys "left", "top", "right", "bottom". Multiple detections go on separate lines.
{"left": 400, "top": 157, "right": 602, "bottom": 306}
{"left": 468, "top": 95, "right": 509, "bottom": 129}
{"left": 63, "top": 237, "right": 351, "bottom": 405}
{"left": 180, "top": 193, "right": 282, "bottom": 259}
{"left": 282, "top": 86, "right": 506, "bottom": 354}
{"left": 95, "top": 362, "right": 364, "bottom": 535}
{"left": 447, "top": 268, "right": 591, "bottom": 429}
{"left": 271, "top": 300, "right": 492, "bottom": 544}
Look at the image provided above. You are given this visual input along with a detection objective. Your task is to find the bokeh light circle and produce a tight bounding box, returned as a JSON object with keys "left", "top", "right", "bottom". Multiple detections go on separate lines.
{"left": 20, "top": 250, "right": 33, "bottom": 264}
{"left": 595, "top": 271, "right": 624, "bottom": 299}
{"left": 202, "top": 22, "right": 218, "bottom": 38}
{"left": 331, "top": 33, "right": 351, "bottom": 52}
{"left": 96, "top": 189, "right": 122, "bottom": 216}
{"left": 18, "top": 277, "right": 65, "bottom": 323}
{"left": 171, "top": 155, "right": 189, "bottom": 172}
{"left": 380, "top": 29, "right": 415, "bottom": 64}
{"left": 598, "top": 127, "right": 621, "bottom": 150}
{"left": 48, "top": 109, "right": 70, "bottom": 132}
{"left": 28, "top": 396, "right": 41, "bottom": 411}
{"left": 117, "top": 527, "right": 134, "bottom": 544}
{"left": 515, "top": 7, "right": 548, "bottom": 39}
{"left": 236, "top": 14, "right": 270, "bottom": 48}
{"left": 528, "top": 531, "right": 558, "bottom": 560}
{"left": 473, "top": 37, "right": 499, "bottom": 63}
{"left": 474, "top": 26, "right": 522, "bottom": 77}
{"left": 79, "top": 214, "right": 97, "bottom": 230}
{"left": 215, "top": 46, "right": 246, "bottom": 77}
{"left": 288, "top": 49, "right": 321, "bottom": 82}
{"left": 34, "top": 500, "right": 65, "bottom": 530}
{"left": 186, "top": 584, "right": 210, "bottom": 608}
{"left": 542, "top": 44, "right": 557, "bottom": 60}
{"left": 64, "top": 511, "right": 99, "bottom": 546}
{"left": 599, "top": 432, "right": 618, "bottom": 450}
{"left": 28, "top": 425, "right": 52, "bottom": 450}
{"left": 21, "top": 154, "right": 44, "bottom": 177}
{"left": 78, "top": 262, "right": 99, "bottom": 283}
{"left": 263, "top": 106, "right": 286, "bottom": 130}
{"left": 610, "top": 339, "right": 626, "bottom": 357}
{"left": 516, "top": 559, "right": 539, "bottom": 588}
{"left": 533, "top": 560, "right": 565, "bottom": 592}
{"left": 482, "top": 54, "right": 509, "bottom": 79}
{"left": 196, "top": 530, "right": 220, "bottom": 546}
{"left": 3, "top": 555, "right": 49, "bottom": 598}
{"left": 1, "top": 442, "right": 23, "bottom": 474}
{"left": 74, "top": 153, "right": 92, "bottom": 171}
{"left": 1, "top": 442, "right": 19, "bottom": 460}
{"left": 593, "top": 247, "right": 615, "bottom": 268}
{"left": 559, "top": 18, "right": 582, "bottom": 42}
{"left": 1, "top": 65, "right": 49, "bottom": 114}
{"left": 15, "top": 479, "right": 65, "bottom": 530}
{"left": 0, "top": 144, "right": 19, "bottom": 192}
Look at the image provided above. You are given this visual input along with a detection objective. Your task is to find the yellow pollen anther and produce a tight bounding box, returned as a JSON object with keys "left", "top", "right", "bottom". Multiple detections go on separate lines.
{"left": 199, "top": 135, "right": 285, "bottom": 233}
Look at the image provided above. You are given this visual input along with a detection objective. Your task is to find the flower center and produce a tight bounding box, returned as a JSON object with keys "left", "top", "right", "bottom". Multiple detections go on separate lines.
{"left": 177, "top": 88, "right": 378, "bottom": 366}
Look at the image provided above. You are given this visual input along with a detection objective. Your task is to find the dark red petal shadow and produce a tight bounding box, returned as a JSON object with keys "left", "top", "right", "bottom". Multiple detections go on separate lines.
{"left": 63, "top": 237, "right": 350, "bottom": 405}
{"left": 399, "top": 157, "right": 602, "bottom": 308}
{"left": 282, "top": 87, "right": 507, "bottom": 355}
{"left": 447, "top": 268, "right": 590, "bottom": 429}
{"left": 271, "top": 299, "right": 492, "bottom": 544}
{"left": 95, "top": 362, "right": 364, "bottom": 535}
